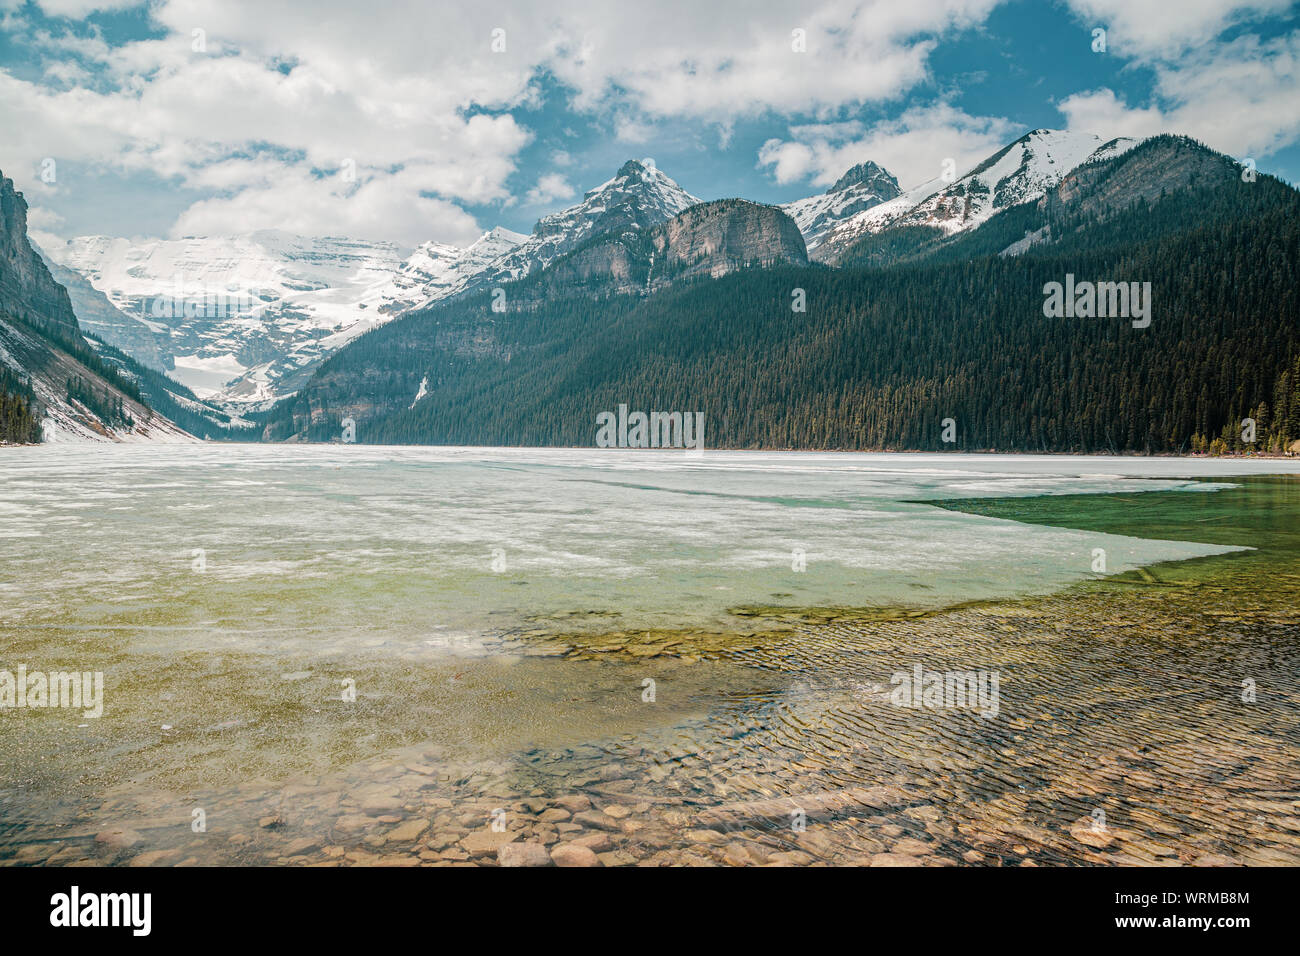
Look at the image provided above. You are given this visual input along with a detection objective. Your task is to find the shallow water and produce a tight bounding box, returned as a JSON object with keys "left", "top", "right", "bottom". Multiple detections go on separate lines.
{"left": 2, "top": 448, "right": 1299, "bottom": 866}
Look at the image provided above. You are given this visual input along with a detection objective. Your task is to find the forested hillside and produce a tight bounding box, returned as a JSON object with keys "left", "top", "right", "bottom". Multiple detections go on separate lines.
{"left": 0, "top": 366, "right": 40, "bottom": 443}
{"left": 88, "top": 335, "right": 255, "bottom": 440}
{"left": 262, "top": 138, "right": 1300, "bottom": 454}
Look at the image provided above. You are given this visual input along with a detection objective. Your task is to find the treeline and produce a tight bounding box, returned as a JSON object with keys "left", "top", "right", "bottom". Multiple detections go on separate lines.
{"left": 838, "top": 136, "right": 1294, "bottom": 272}
{"left": 0, "top": 368, "right": 40, "bottom": 443}
{"left": 66, "top": 375, "right": 131, "bottom": 427}
{"left": 2, "top": 309, "right": 146, "bottom": 407}
{"left": 86, "top": 334, "right": 255, "bottom": 440}
{"left": 264, "top": 142, "right": 1300, "bottom": 454}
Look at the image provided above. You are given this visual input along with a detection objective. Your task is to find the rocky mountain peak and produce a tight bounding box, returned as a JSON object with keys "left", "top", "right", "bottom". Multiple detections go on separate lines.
{"left": 469, "top": 161, "right": 701, "bottom": 291}
{"left": 0, "top": 173, "right": 80, "bottom": 337}
{"left": 828, "top": 161, "right": 899, "bottom": 196}
{"left": 781, "top": 160, "right": 902, "bottom": 254}
{"left": 615, "top": 159, "right": 653, "bottom": 180}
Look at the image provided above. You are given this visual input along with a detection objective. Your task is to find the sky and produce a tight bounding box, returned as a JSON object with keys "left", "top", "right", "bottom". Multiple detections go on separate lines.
{"left": 1, "top": 0, "right": 1297, "bottom": 252}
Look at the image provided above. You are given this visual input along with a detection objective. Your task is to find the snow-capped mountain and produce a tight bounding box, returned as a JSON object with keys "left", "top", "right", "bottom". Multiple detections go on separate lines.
{"left": 780, "top": 161, "right": 902, "bottom": 254}
{"left": 46, "top": 231, "right": 411, "bottom": 407}
{"left": 317, "top": 161, "right": 698, "bottom": 319}
{"left": 460, "top": 160, "right": 701, "bottom": 296}
{"left": 44, "top": 161, "right": 699, "bottom": 409}
{"left": 806, "top": 130, "right": 1137, "bottom": 262}
{"left": 40, "top": 136, "right": 1142, "bottom": 410}
{"left": 375, "top": 227, "right": 526, "bottom": 315}
{"left": 896, "top": 129, "right": 1136, "bottom": 235}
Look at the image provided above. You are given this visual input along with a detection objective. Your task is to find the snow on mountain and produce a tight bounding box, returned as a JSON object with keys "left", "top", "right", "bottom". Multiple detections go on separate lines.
{"left": 812, "top": 177, "right": 948, "bottom": 259}
{"left": 897, "top": 129, "right": 1135, "bottom": 235}
{"left": 375, "top": 227, "right": 527, "bottom": 315}
{"left": 0, "top": 309, "right": 194, "bottom": 444}
{"left": 361, "top": 162, "right": 697, "bottom": 317}
{"left": 780, "top": 161, "right": 902, "bottom": 254}
{"left": 812, "top": 130, "right": 1137, "bottom": 262}
{"left": 43, "top": 159, "right": 699, "bottom": 410}
{"left": 460, "top": 160, "right": 701, "bottom": 296}
{"left": 37, "top": 136, "right": 1142, "bottom": 411}
{"left": 46, "top": 231, "right": 412, "bottom": 408}
{"left": 1085, "top": 136, "right": 1140, "bottom": 166}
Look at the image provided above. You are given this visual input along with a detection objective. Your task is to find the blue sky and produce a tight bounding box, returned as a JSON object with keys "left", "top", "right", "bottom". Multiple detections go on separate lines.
{"left": 1, "top": 0, "right": 1297, "bottom": 249}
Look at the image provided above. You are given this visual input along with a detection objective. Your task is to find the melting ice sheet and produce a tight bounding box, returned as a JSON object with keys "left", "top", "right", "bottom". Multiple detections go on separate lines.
{"left": 3, "top": 446, "right": 1296, "bottom": 653}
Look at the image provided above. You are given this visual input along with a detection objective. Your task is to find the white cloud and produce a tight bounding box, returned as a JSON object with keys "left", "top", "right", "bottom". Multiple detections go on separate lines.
{"left": 613, "top": 115, "right": 653, "bottom": 144}
{"left": 523, "top": 172, "right": 576, "bottom": 207}
{"left": 27, "top": 0, "right": 142, "bottom": 18}
{"left": 759, "top": 103, "right": 1020, "bottom": 187}
{"left": 546, "top": 0, "right": 1002, "bottom": 118}
{"left": 0, "top": 0, "right": 1013, "bottom": 244}
{"left": 1062, "top": 0, "right": 1293, "bottom": 59}
{"left": 12, "top": 0, "right": 1292, "bottom": 245}
{"left": 25, "top": 203, "right": 67, "bottom": 254}
{"left": 169, "top": 167, "right": 484, "bottom": 246}
{"left": 1059, "top": 31, "right": 1300, "bottom": 159}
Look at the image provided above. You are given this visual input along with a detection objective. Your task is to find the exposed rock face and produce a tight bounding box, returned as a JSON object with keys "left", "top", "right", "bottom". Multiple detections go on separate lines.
{"left": 782, "top": 161, "right": 901, "bottom": 254}
{"left": 1043, "top": 134, "right": 1241, "bottom": 220}
{"left": 809, "top": 130, "right": 1135, "bottom": 264}
{"left": 527, "top": 199, "right": 806, "bottom": 297}
{"left": 651, "top": 199, "right": 807, "bottom": 281}
{"left": 548, "top": 241, "right": 640, "bottom": 288}
{"left": 0, "top": 175, "right": 78, "bottom": 336}
{"left": 465, "top": 160, "right": 701, "bottom": 295}
{"left": 829, "top": 161, "right": 899, "bottom": 195}
{"left": 0, "top": 169, "right": 192, "bottom": 443}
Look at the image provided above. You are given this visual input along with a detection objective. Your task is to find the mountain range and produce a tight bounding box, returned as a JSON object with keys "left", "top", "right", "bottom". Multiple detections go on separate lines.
{"left": 4, "top": 128, "right": 1298, "bottom": 451}
{"left": 258, "top": 134, "right": 1300, "bottom": 455}
{"left": 0, "top": 174, "right": 193, "bottom": 442}
{"left": 36, "top": 129, "right": 1129, "bottom": 413}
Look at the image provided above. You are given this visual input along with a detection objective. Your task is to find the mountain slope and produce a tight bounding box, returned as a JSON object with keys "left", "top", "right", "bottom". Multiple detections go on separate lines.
{"left": 1, "top": 177, "right": 79, "bottom": 340}
{"left": 812, "top": 130, "right": 1135, "bottom": 264}
{"left": 0, "top": 171, "right": 191, "bottom": 443}
{"left": 260, "top": 136, "right": 1300, "bottom": 454}
{"left": 44, "top": 161, "right": 699, "bottom": 409}
{"left": 36, "top": 243, "right": 170, "bottom": 370}
{"left": 836, "top": 135, "right": 1258, "bottom": 270}
{"left": 44, "top": 231, "right": 411, "bottom": 409}
{"left": 780, "top": 161, "right": 901, "bottom": 254}
{"left": 524, "top": 199, "right": 808, "bottom": 299}
{"left": 374, "top": 227, "right": 527, "bottom": 315}
{"left": 459, "top": 160, "right": 701, "bottom": 296}
{"left": 88, "top": 335, "right": 255, "bottom": 440}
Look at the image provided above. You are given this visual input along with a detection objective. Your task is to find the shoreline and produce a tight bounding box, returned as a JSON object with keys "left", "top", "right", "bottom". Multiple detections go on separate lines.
{"left": 4, "top": 476, "right": 1298, "bottom": 866}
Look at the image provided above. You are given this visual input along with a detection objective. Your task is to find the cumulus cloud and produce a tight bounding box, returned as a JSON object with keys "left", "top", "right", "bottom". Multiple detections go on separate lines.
{"left": 169, "top": 168, "right": 484, "bottom": 246}
{"left": 0, "top": 0, "right": 1011, "bottom": 243}
{"left": 25, "top": 203, "right": 67, "bottom": 254}
{"left": 544, "top": 0, "right": 1001, "bottom": 118}
{"left": 1059, "top": 31, "right": 1300, "bottom": 159}
{"left": 1062, "top": 0, "right": 1293, "bottom": 59}
{"left": 613, "top": 115, "right": 654, "bottom": 144}
{"left": 523, "top": 172, "right": 576, "bottom": 207}
{"left": 8, "top": 0, "right": 1293, "bottom": 245}
{"left": 759, "top": 103, "right": 1021, "bottom": 187}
